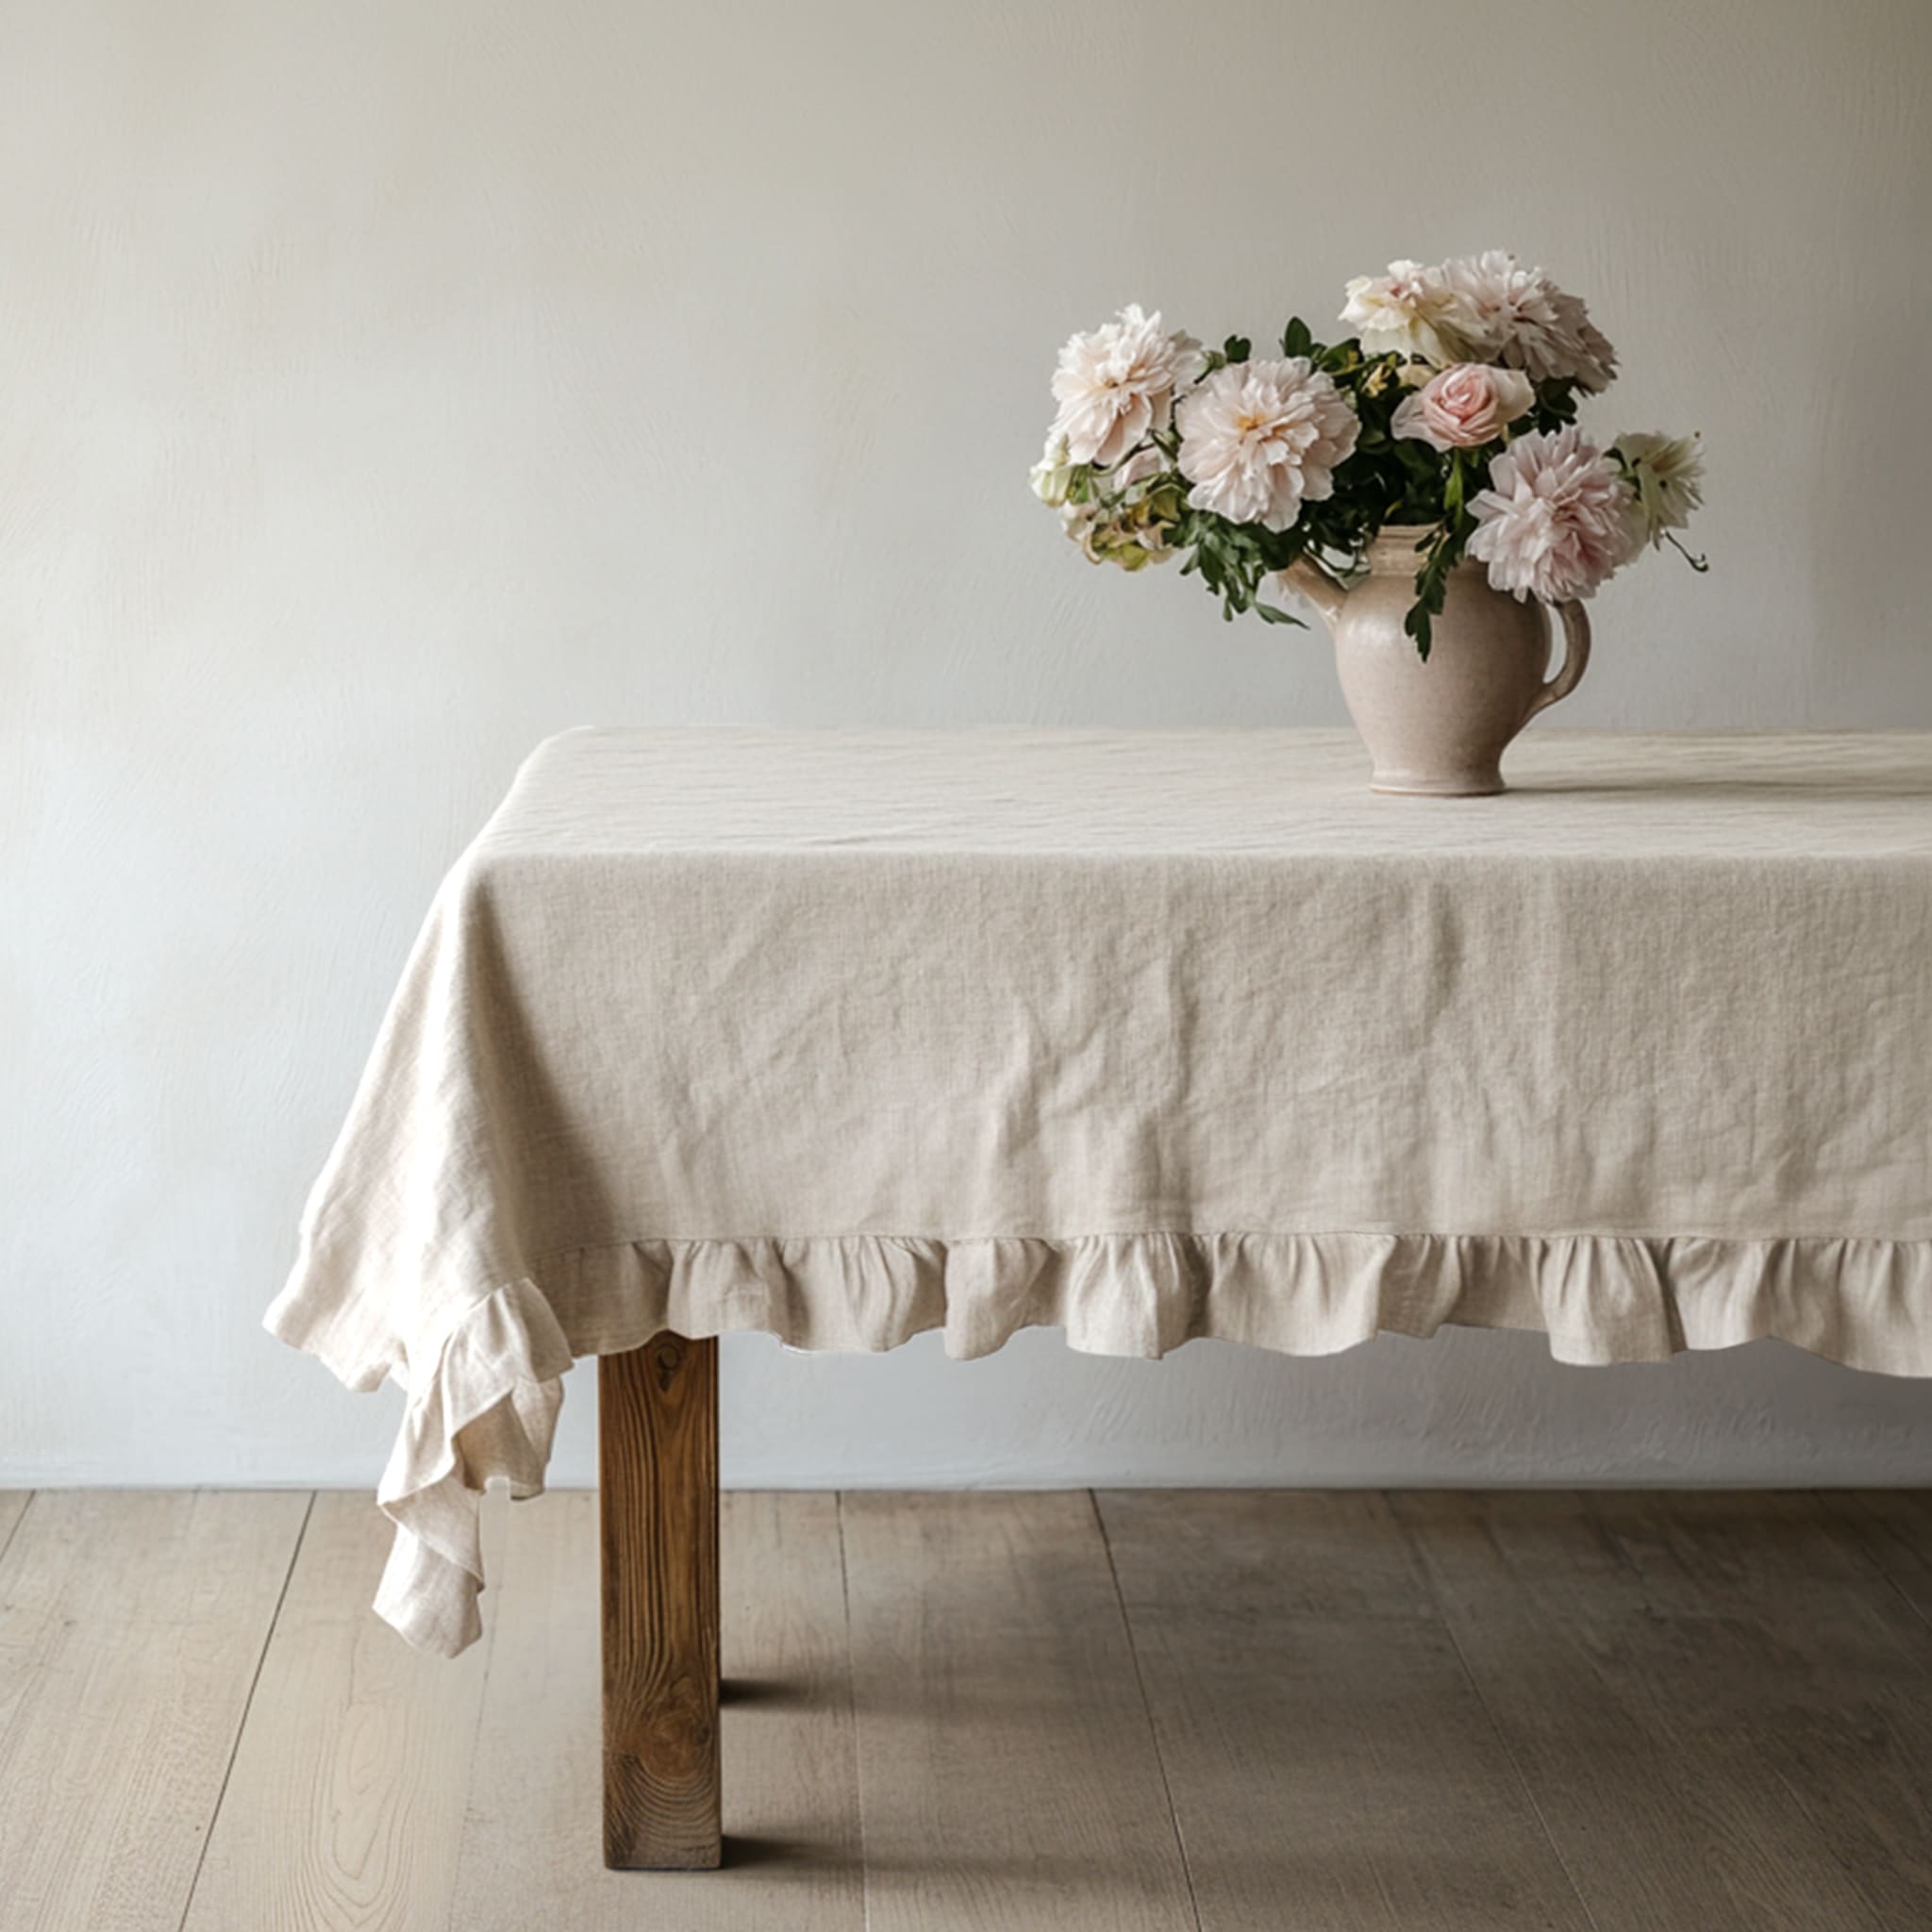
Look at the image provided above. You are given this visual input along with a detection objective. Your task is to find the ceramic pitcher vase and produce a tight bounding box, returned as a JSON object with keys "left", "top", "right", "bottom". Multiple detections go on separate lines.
{"left": 1284, "top": 525, "right": 1591, "bottom": 796}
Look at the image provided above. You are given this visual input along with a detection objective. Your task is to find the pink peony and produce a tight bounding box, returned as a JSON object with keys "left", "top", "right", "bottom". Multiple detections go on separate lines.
{"left": 1440, "top": 252, "right": 1618, "bottom": 392}
{"left": 1175, "top": 358, "right": 1360, "bottom": 531}
{"left": 1467, "top": 426, "right": 1641, "bottom": 602}
{"left": 1391, "top": 363, "right": 1536, "bottom": 450}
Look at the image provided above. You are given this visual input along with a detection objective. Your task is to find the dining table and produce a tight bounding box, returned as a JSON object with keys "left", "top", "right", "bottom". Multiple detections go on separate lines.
{"left": 267, "top": 725, "right": 1932, "bottom": 1869}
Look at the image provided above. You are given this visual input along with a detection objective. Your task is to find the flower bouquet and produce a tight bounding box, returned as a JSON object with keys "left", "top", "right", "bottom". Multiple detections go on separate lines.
{"left": 1031, "top": 255, "right": 1707, "bottom": 793}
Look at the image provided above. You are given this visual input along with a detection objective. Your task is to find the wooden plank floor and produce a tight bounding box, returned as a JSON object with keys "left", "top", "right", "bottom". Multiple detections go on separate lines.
{"left": 3, "top": 1491, "right": 1931, "bottom": 1932}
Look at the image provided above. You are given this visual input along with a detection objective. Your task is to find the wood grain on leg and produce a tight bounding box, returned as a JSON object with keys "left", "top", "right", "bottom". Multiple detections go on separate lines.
{"left": 599, "top": 1335, "right": 721, "bottom": 1870}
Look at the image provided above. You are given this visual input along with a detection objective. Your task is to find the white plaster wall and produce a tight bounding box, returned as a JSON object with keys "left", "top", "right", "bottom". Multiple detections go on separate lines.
{"left": 6, "top": 0, "right": 1932, "bottom": 1491}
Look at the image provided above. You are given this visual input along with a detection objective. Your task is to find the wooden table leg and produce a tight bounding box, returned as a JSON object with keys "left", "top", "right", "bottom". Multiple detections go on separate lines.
{"left": 599, "top": 1334, "right": 721, "bottom": 1870}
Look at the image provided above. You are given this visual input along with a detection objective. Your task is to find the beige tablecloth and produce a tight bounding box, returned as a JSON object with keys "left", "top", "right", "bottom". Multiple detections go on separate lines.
{"left": 268, "top": 728, "right": 1932, "bottom": 1654}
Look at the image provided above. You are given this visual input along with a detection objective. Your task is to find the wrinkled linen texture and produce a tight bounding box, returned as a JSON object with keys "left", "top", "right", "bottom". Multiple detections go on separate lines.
{"left": 266, "top": 727, "right": 1932, "bottom": 1654}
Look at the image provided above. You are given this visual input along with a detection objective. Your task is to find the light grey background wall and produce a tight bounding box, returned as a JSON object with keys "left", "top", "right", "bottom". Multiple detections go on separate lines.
{"left": 7, "top": 0, "right": 1932, "bottom": 1491}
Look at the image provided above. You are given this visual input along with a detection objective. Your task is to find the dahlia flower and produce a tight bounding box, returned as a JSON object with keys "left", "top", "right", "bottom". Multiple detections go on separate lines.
{"left": 1340, "top": 260, "right": 1487, "bottom": 367}
{"left": 1049, "top": 305, "right": 1203, "bottom": 468}
{"left": 1467, "top": 425, "right": 1641, "bottom": 603}
{"left": 1614, "top": 431, "right": 1705, "bottom": 547}
{"left": 1175, "top": 358, "right": 1360, "bottom": 532}
{"left": 1440, "top": 251, "right": 1618, "bottom": 391}
{"left": 1391, "top": 363, "right": 1536, "bottom": 450}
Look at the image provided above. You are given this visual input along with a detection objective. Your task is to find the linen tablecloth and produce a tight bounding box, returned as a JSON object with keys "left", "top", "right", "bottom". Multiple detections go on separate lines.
{"left": 268, "top": 728, "right": 1932, "bottom": 1654}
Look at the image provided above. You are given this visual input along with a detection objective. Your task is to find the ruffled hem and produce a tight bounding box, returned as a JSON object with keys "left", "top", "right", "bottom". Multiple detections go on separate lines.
{"left": 276, "top": 1228, "right": 1932, "bottom": 1657}
{"left": 537, "top": 1229, "right": 1932, "bottom": 1376}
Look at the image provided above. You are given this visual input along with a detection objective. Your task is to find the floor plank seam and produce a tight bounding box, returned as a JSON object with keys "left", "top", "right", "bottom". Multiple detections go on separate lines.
{"left": 174, "top": 1490, "right": 318, "bottom": 1932}
{"left": 1680, "top": 1496, "right": 1899, "bottom": 1932}
{"left": 1755, "top": 1735, "right": 1897, "bottom": 1932}
{"left": 1386, "top": 1492, "right": 1608, "bottom": 1932}
{"left": 0, "top": 1491, "right": 35, "bottom": 1570}
{"left": 445, "top": 1490, "right": 507, "bottom": 1932}
{"left": 1820, "top": 1492, "right": 1932, "bottom": 1641}
{"left": 834, "top": 1491, "right": 874, "bottom": 1932}
{"left": 1089, "top": 1491, "right": 1207, "bottom": 1932}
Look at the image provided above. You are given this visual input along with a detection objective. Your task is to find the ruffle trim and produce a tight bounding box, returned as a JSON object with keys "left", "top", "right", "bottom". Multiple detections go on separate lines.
{"left": 373, "top": 1277, "right": 572, "bottom": 1656}
{"left": 282, "top": 1229, "right": 1932, "bottom": 1657}
{"left": 538, "top": 1229, "right": 1932, "bottom": 1374}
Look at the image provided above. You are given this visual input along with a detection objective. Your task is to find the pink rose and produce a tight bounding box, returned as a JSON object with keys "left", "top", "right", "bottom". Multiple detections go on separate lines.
{"left": 1391, "top": 362, "right": 1536, "bottom": 451}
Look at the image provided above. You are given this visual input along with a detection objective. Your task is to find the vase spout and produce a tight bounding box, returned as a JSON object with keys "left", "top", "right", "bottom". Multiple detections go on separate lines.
{"left": 1280, "top": 556, "right": 1347, "bottom": 626}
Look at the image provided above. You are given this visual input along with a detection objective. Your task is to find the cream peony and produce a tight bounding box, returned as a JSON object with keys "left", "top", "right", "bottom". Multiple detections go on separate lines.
{"left": 1467, "top": 425, "right": 1641, "bottom": 602}
{"left": 1175, "top": 358, "right": 1360, "bottom": 531}
{"left": 1340, "top": 260, "right": 1486, "bottom": 367}
{"left": 1440, "top": 251, "right": 1618, "bottom": 391}
{"left": 1391, "top": 363, "right": 1536, "bottom": 450}
{"left": 1049, "top": 304, "right": 1203, "bottom": 468}
{"left": 1615, "top": 430, "right": 1705, "bottom": 547}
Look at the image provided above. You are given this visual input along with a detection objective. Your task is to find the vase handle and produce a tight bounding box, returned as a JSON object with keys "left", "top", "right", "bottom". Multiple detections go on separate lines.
{"left": 1525, "top": 599, "right": 1591, "bottom": 720}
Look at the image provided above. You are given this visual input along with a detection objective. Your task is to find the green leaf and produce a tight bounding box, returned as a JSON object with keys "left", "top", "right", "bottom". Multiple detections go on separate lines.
{"left": 1404, "top": 601, "right": 1434, "bottom": 662}
{"left": 1253, "top": 601, "right": 1306, "bottom": 626}
{"left": 1223, "top": 335, "right": 1252, "bottom": 363}
{"left": 1281, "top": 316, "right": 1313, "bottom": 359}
{"left": 1253, "top": 525, "right": 1306, "bottom": 570}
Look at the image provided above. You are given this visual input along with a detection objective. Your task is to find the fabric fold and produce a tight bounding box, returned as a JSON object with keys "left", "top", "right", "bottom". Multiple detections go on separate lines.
{"left": 366, "top": 1277, "right": 573, "bottom": 1655}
